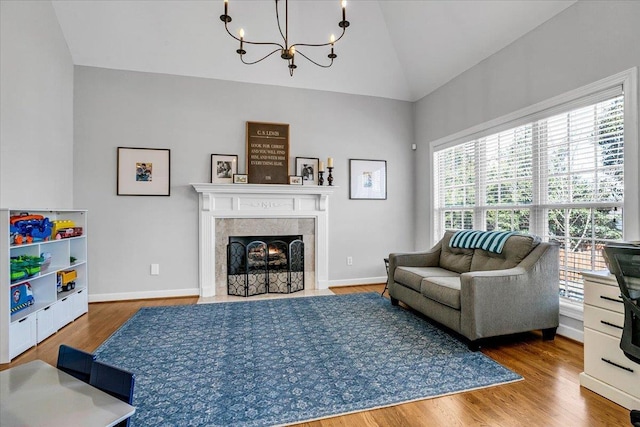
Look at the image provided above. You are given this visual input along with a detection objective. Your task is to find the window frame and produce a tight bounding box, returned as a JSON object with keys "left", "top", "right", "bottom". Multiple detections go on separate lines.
{"left": 427, "top": 68, "right": 639, "bottom": 305}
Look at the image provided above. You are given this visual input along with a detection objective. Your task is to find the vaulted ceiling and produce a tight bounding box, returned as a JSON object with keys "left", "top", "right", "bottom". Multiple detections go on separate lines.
{"left": 52, "top": 0, "right": 577, "bottom": 101}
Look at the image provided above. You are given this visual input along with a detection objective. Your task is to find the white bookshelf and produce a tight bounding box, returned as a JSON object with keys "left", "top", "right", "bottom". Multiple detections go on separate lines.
{"left": 0, "top": 209, "right": 88, "bottom": 363}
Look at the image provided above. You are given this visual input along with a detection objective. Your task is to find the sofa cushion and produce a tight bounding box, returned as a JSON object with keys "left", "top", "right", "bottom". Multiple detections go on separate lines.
{"left": 470, "top": 233, "right": 541, "bottom": 271}
{"left": 420, "top": 276, "right": 461, "bottom": 310}
{"left": 394, "top": 266, "right": 459, "bottom": 292}
{"left": 439, "top": 231, "right": 474, "bottom": 273}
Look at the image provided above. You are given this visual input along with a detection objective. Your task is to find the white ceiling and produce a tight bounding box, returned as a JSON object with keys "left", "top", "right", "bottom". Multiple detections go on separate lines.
{"left": 51, "top": 0, "right": 577, "bottom": 102}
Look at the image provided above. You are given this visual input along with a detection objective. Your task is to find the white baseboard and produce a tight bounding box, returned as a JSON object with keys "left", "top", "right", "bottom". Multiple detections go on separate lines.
{"left": 557, "top": 323, "right": 584, "bottom": 343}
{"left": 89, "top": 288, "right": 199, "bottom": 303}
{"left": 328, "top": 276, "right": 387, "bottom": 287}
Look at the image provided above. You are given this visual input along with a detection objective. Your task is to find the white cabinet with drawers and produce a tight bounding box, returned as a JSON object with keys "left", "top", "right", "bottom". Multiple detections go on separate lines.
{"left": 1, "top": 209, "right": 89, "bottom": 363}
{"left": 580, "top": 271, "right": 640, "bottom": 410}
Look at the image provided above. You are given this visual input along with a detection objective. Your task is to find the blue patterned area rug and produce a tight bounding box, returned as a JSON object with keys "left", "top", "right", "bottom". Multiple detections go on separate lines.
{"left": 96, "top": 293, "right": 522, "bottom": 426}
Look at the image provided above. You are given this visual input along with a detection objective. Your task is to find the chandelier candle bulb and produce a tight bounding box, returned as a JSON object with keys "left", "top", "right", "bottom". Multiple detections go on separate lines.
{"left": 342, "top": 0, "right": 346, "bottom": 22}
{"left": 329, "top": 34, "right": 336, "bottom": 58}
{"left": 220, "top": 0, "right": 231, "bottom": 23}
{"left": 237, "top": 28, "right": 246, "bottom": 55}
{"left": 289, "top": 46, "right": 296, "bottom": 69}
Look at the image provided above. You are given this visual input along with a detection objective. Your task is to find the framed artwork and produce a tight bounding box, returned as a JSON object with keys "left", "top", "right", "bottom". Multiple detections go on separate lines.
{"left": 246, "top": 121, "right": 290, "bottom": 184}
{"left": 117, "top": 147, "right": 170, "bottom": 196}
{"left": 289, "top": 175, "right": 303, "bottom": 185}
{"left": 233, "top": 174, "right": 248, "bottom": 184}
{"left": 295, "top": 157, "right": 319, "bottom": 185}
{"left": 349, "top": 159, "right": 387, "bottom": 200}
{"left": 211, "top": 154, "right": 238, "bottom": 184}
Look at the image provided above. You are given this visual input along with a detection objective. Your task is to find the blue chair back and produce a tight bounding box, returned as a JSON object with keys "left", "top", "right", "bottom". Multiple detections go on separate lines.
{"left": 90, "top": 360, "right": 135, "bottom": 427}
{"left": 56, "top": 344, "right": 96, "bottom": 383}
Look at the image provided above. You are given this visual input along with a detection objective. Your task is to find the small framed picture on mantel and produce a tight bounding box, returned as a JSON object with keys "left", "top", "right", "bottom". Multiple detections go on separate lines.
{"left": 295, "top": 157, "right": 319, "bottom": 186}
{"left": 211, "top": 154, "right": 238, "bottom": 184}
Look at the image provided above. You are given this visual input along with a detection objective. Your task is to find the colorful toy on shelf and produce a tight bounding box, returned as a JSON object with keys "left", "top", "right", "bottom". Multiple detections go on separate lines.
{"left": 10, "top": 266, "right": 26, "bottom": 282}
{"left": 9, "top": 213, "right": 52, "bottom": 245}
{"left": 11, "top": 282, "right": 35, "bottom": 314}
{"left": 52, "top": 220, "right": 83, "bottom": 240}
{"left": 10, "top": 255, "right": 44, "bottom": 282}
{"left": 40, "top": 252, "right": 52, "bottom": 270}
{"left": 57, "top": 270, "right": 77, "bottom": 292}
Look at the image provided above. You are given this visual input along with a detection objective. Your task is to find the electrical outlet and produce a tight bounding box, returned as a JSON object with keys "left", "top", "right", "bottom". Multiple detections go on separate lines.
{"left": 347, "top": 256, "right": 353, "bottom": 266}
{"left": 151, "top": 264, "right": 160, "bottom": 275}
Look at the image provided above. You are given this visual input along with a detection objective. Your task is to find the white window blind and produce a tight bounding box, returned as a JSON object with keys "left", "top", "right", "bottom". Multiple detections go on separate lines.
{"left": 434, "top": 93, "right": 624, "bottom": 302}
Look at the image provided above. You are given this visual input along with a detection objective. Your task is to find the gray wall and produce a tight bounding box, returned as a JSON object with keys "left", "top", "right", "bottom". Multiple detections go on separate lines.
{"left": 414, "top": 0, "right": 640, "bottom": 248}
{"left": 74, "top": 67, "right": 414, "bottom": 299}
{"left": 0, "top": 0, "right": 74, "bottom": 208}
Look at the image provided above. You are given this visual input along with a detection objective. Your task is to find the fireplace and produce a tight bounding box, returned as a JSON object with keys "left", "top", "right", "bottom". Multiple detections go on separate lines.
{"left": 227, "top": 235, "right": 304, "bottom": 297}
{"left": 192, "top": 183, "right": 334, "bottom": 298}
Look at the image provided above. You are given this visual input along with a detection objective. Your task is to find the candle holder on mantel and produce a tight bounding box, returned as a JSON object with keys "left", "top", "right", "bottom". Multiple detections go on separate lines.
{"left": 327, "top": 167, "right": 334, "bottom": 186}
{"left": 318, "top": 171, "right": 325, "bottom": 186}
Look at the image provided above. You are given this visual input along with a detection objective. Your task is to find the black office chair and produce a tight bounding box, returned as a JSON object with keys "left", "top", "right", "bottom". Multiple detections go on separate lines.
{"left": 56, "top": 344, "right": 96, "bottom": 383}
{"left": 604, "top": 244, "right": 640, "bottom": 427}
{"left": 90, "top": 361, "right": 136, "bottom": 427}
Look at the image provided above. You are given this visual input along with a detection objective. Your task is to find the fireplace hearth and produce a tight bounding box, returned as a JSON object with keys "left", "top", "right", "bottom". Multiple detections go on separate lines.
{"left": 227, "top": 235, "right": 304, "bottom": 297}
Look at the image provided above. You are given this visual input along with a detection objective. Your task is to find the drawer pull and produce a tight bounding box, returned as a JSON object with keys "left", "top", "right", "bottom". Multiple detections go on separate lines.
{"left": 600, "top": 320, "right": 623, "bottom": 330}
{"left": 601, "top": 358, "right": 634, "bottom": 373}
{"left": 61, "top": 298, "right": 68, "bottom": 302}
{"left": 18, "top": 317, "right": 27, "bottom": 323}
{"left": 44, "top": 306, "right": 50, "bottom": 311}
{"left": 600, "top": 295, "right": 623, "bottom": 304}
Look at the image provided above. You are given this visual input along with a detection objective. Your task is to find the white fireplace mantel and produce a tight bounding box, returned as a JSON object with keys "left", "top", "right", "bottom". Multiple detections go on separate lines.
{"left": 191, "top": 183, "right": 335, "bottom": 297}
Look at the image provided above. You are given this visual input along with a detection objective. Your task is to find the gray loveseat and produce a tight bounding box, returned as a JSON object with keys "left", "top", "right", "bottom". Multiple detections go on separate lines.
{"left": 387, "top": 230, "right": 559, "bottom": 349}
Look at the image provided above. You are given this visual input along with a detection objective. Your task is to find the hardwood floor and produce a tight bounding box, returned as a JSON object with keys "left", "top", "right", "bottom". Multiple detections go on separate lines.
{"left": 1, "top": 284, "right": 630, "bottom": 426}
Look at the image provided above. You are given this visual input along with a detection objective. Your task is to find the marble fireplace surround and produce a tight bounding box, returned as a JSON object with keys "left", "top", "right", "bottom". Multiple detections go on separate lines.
{"left": 192, "top": 184, "right": 335, "bottom": 298}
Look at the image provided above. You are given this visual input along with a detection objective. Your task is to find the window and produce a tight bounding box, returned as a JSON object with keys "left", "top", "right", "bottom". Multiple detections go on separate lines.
{"left": 434, "top": 93, "right": 625, "bottom": 302}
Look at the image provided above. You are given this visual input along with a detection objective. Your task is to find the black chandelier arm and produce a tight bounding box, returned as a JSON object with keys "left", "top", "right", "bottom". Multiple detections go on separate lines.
{"left": 239, "top": 48, "right": 282, "bottom": 65}
{"left": 295, "top": 50, "right": 335, "bottom": 68}
{"left": 223, "top": 22, "right": 285, "bottom": 50}
{"left": 290, "top": 26, "right": 347, "bottom": 50}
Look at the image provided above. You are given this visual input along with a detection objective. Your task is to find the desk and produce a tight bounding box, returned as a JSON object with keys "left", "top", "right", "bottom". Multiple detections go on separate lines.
{"left": 0, "top": 360, "right": 135, "bottom": 427}
{"left": 580, "top": 271, "right": 640, "bottom": 410}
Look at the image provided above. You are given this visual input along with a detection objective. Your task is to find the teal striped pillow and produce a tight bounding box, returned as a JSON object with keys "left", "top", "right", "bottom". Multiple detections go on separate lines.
{"left": 450, "top": 230, "right": 515, "bottom": 254}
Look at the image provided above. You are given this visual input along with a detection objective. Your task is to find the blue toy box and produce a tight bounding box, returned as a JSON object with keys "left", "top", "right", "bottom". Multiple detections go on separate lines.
{"left": 11, "top": 282, "right": 35, "bottom": 314}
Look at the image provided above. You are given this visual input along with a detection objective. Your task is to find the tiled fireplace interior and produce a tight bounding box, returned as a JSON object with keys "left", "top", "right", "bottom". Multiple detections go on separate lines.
{"left": 215, "top": 218, "right": 315, "bottom": 296}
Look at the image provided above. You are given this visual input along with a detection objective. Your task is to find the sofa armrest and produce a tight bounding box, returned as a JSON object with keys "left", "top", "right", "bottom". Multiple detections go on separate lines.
{"left": 387, "top": 247, "right": 441, "bottom": 287}
{"left": 460, "top": 243, "right": 559, "bottom": 340}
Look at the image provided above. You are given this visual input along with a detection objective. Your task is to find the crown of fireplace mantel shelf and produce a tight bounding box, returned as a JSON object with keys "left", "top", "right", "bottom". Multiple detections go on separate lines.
{"left": 191, "top": 183, "right": 338, "bottom": 211}
{"left": 191, "top": 183, "right": 336, "bottom": 195}
{"left": 191, "top": 183, "right": 335, "bottom": 297}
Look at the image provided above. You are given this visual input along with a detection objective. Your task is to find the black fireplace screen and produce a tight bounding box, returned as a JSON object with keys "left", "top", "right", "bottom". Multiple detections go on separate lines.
{"left": 227, "top": 235, "right": 304, "bottom": 297}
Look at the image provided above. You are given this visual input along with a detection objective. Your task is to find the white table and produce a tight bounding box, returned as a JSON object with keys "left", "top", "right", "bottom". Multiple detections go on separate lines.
{"left": 0, "top": 360, "right": 135, "bottom": 427}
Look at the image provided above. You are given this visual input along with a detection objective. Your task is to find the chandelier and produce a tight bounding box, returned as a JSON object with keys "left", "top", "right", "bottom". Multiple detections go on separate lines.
{"left": 220, "top": 0, "right": 350, "bottom": 76}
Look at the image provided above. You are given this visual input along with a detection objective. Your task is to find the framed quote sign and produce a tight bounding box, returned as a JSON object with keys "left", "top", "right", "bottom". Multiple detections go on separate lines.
{"left": 246, "top": 121, "right": 290, "bottom": 184}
